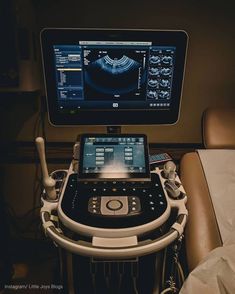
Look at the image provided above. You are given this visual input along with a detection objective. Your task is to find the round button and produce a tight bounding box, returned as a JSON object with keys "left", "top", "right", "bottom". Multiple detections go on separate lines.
{"left": 106, "top": 200, "right": 123, "bottom": 211}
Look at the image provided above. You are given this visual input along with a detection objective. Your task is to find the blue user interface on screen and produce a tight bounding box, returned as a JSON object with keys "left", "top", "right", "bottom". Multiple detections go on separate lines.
{"left": 53, "top": 41, "right": 176, "bottom": 111}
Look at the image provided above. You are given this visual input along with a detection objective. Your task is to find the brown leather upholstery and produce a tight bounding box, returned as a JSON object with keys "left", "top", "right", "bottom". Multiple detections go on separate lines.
{"left": 203, "top": 108, "right": 235, "bottom": 149}
{"left": 181, "top": 108, "right": 235, "bottom": 270}
{"left": 180, "top": 152, "right": 222, "bottom": 271}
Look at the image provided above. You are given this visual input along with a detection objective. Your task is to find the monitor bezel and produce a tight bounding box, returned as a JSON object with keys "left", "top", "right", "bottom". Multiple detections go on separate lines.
{"left": 78, "top": 133, "right": 151, "bottom": 182}
{"left": 41, "top": 28, "right": 188, "bottom": 125}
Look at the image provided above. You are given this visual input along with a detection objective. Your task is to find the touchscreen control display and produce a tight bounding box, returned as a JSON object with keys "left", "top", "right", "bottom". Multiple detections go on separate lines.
{"left": 78, "top": 134, "right": 150, "bottom": 182}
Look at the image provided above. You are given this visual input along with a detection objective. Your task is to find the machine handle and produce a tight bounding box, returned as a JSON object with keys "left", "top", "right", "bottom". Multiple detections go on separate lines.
{"left": 41, "top": 210, "right": 187, "bottom": 259}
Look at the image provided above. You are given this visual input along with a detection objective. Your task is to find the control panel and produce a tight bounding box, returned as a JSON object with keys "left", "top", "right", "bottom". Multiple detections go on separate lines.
{"left": 60, "top": 172, "right": 169, "bottom": 229}
{"left": 88, "top": 196, "right": 141, "bottom": 216}
{"left": 36, "top": 136, "right": 187, "bottom": 240}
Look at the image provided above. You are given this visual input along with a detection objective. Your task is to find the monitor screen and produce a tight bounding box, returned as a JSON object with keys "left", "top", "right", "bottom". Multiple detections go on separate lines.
{"left": 41, "top": 29, "right": 188, "bottom": 125}
{"left": 78, "top": 134, "right": 150, "bottom": 182}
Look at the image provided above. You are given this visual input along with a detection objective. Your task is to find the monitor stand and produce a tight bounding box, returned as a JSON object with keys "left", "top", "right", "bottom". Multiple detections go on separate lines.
{"left": 106, "top": 126, "right": 121, "bottom": 134}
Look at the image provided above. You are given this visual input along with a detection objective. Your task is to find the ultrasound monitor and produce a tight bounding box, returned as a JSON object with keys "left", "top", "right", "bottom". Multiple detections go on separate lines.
{"left": 41, "top": 29, "right": 188, "bottom": 125}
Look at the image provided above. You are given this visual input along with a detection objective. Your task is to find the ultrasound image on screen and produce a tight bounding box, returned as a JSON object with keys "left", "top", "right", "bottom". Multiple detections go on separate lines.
{"left": 83, "top": 48, "right": 148, "bottom": 100}
{"left": 53, "top": 42, "right": 177, "bottom": 114}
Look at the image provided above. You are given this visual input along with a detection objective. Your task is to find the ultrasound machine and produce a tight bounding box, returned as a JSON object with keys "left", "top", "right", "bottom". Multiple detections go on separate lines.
{"left": 37, "top": 29, "right": 188, "bottom": 294}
